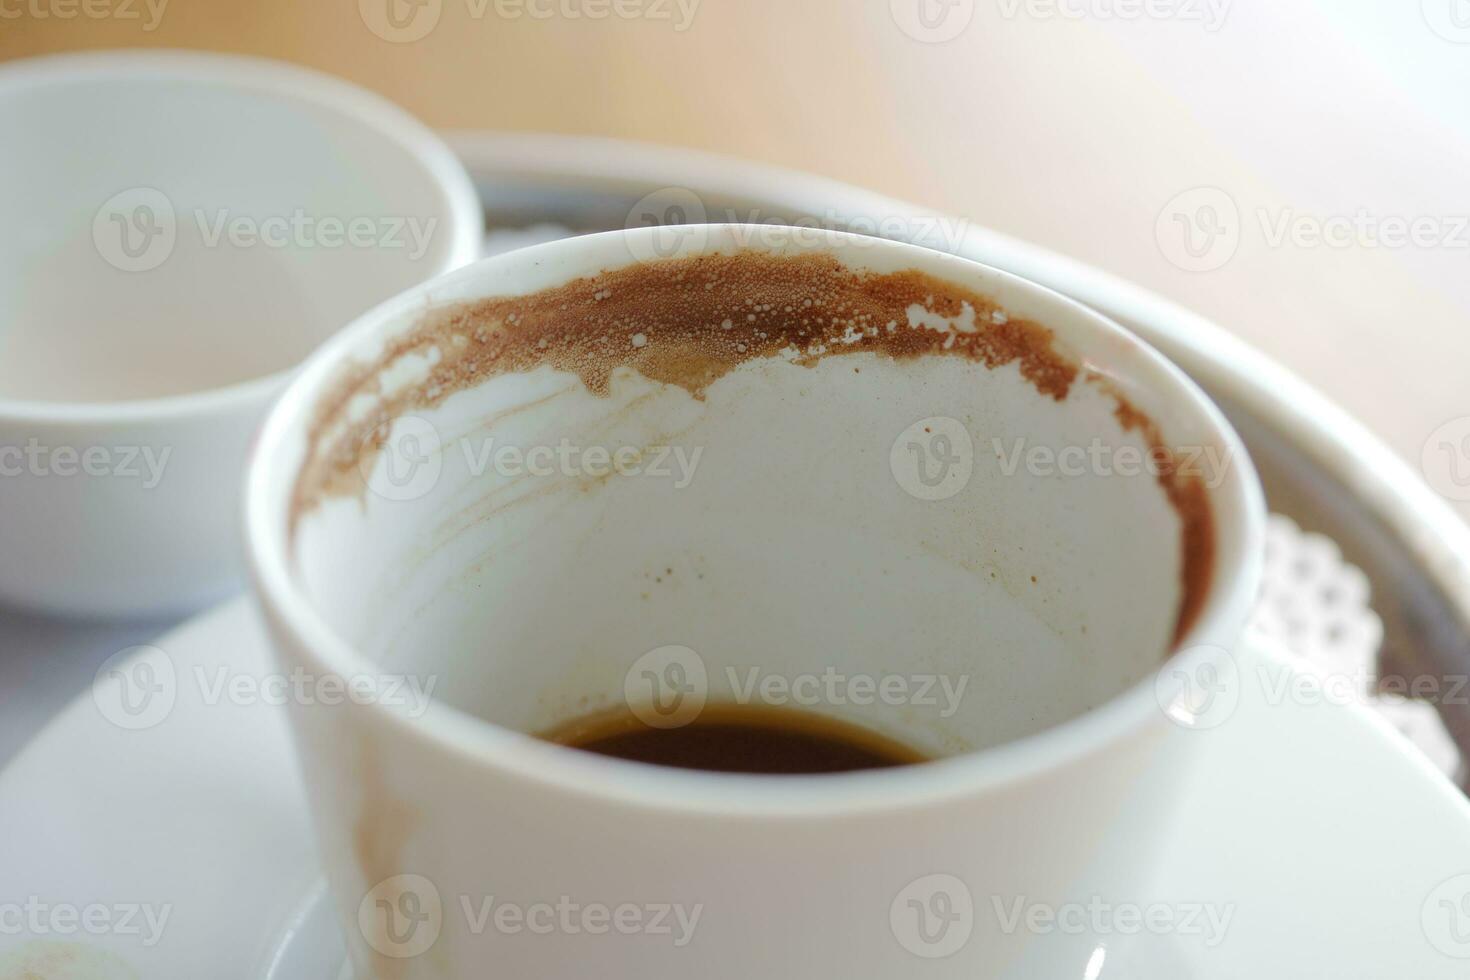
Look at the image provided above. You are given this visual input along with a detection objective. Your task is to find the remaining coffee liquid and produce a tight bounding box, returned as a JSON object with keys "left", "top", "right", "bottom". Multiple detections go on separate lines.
{"left": 541, "top": 704, "right": 929, "bottom": 774}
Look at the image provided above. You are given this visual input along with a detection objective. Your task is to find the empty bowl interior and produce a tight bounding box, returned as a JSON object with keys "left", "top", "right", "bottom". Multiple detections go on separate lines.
{"left": 0, "top": 56, "right": 471, "bottom": 403}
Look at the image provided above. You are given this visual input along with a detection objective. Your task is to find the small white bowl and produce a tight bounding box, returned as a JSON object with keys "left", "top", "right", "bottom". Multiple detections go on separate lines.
{"left": 0, "top": 51, "right": 482, "bottom": 619}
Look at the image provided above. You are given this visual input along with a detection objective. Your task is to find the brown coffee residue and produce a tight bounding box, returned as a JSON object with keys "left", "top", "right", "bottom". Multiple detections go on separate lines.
{"left": 352, "top": 730, "right": 420, "bottom": 980}
{"left": 292, "top": 249, "right": 1214, "bottom": 647}
{"left": 293, "top": 252, "right": 1075, "bottom": 518}
{"left": 435, "top": 251, "right": 1077, "bottom": 400}
{"left": 1109, "top": 395, "right": 1217, "bottom": 645}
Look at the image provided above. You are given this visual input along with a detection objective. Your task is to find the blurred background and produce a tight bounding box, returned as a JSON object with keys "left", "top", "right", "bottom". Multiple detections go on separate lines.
{"left": 4, "top": 0, "right": 1469, "bottom": 519}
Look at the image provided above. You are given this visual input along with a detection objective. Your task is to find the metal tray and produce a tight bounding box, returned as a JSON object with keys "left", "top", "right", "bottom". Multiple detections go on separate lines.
{"left": 5, "top": 132, "right": 1467, "bottom": 788}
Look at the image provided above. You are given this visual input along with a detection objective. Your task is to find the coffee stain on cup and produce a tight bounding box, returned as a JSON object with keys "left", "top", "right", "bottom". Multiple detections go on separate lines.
{"left": 291, "top": 248, "right": 1215, "bottom": 650}
{"left": 352, "top": 729, "right": 423, "bottom": 978}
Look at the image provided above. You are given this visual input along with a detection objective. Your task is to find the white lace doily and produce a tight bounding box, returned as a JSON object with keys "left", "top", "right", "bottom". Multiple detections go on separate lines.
{"left": 1251, "top": 514, "right": 1461, "bottom": 781}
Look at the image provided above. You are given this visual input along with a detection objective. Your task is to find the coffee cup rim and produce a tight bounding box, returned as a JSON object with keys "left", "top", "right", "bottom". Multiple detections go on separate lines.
{"left": 0, "top": 48, "right": 483, "bottom": 426}
{"left": 245, "top": 224, "right": 1266, "bottom": 817}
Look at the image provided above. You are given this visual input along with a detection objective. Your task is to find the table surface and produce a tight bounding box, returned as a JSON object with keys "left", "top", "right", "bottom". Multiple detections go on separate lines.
{"left": 3, "top": 0, "right": 1469, "bottom": 759}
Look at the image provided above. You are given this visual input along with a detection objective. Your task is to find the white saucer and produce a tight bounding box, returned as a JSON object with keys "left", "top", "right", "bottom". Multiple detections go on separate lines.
{"left": 3, "top": 599, "right": 1470, "bottom": 978}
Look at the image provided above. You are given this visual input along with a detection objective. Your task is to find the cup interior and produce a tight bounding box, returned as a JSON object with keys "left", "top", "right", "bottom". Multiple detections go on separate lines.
{"left": 261, "top": 228, "right": 1250, "bottom": 763}
{"left": 0, "top": 53, "right": 477, "bottom": 404}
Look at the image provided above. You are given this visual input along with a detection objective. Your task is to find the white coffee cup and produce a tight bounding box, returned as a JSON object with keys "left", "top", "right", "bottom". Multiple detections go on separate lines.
{"left": 246, "top": 225, "right": 1264, "bottom": 978}
{"left": 0, "top": 51, "right": 482, "bottom": 618}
